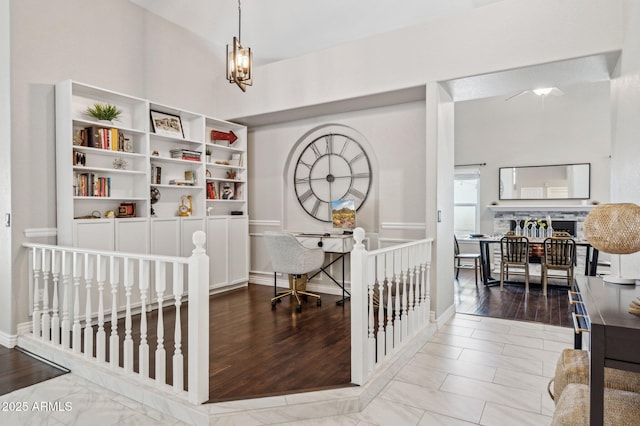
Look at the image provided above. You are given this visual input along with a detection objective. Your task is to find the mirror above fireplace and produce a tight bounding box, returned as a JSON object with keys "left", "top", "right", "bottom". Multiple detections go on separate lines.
{"left": 499, "top": 163, "right": 590, "bottom": 200}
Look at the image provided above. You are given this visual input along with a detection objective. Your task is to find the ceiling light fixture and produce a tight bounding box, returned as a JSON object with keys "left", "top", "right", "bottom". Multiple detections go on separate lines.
{"left": 226, "top": 0, "right": 253, "bottom": 92}
{"left": 532, "top": 88, "right": 553, "bottom": 96}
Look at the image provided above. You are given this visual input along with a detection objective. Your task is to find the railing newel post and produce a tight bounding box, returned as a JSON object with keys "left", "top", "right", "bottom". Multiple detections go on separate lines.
{"left": 188, "top": 231, "right": 209, "bottom": 405}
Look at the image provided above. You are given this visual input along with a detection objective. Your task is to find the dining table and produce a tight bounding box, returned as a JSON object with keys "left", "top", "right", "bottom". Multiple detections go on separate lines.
{"left": 461, "top": 235, "right": 599, "bottom": 285}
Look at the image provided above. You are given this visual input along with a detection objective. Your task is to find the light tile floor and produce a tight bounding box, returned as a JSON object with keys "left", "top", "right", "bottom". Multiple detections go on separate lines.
{"left": 0, "top": 314, "right": 571, "bottom": 425}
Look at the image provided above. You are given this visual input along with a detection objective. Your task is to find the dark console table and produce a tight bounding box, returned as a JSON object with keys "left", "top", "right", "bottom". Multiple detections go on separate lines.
{"left": 574, "top": 276, "right": 640, "bottom": 426}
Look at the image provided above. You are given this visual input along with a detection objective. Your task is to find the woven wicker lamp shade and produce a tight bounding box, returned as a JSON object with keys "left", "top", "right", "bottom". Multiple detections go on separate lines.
{"left": 584, "top": 203, "right": 640, "bottom": 285}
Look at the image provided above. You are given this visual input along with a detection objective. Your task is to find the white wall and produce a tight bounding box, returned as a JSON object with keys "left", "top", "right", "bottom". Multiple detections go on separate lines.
{"left": 0, "top": 0, "right": 13, "bottom": 342}
{"left": 248, "top": 101, "right": 427, "bottom": 288}
{"left": 7, "top": 0, "right": 222, "bottom": 335}
{"left": 455, "top": 80, "right": 612, "bottom": 234}
{"left": 611, "top": 0, "right": 640, "bottom": 278}
{"left": 214, "top": 0, "right": 623, "bottom": 120}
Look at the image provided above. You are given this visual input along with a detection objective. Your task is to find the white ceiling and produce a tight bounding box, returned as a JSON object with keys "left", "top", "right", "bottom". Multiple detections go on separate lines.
{"left": 130, "top": 0, "right": 505, "bottom": 66}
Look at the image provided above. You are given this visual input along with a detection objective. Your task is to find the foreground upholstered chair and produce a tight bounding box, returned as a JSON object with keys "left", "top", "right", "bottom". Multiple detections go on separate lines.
{"left": 263, "top": 232, "right": 324, "bottom": 312}
{"left": 552, "top": 383, "right": 640, "bottom": 426}
{"left": 542, "top": 236, "right": 576, "bottom": 295}
{"left": 499, "top": 235, "right": 530, "bottom": 293}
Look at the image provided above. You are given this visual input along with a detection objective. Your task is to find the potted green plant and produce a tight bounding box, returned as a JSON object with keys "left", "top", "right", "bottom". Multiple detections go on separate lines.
{"left": 86, "top": 103, "right": 122, "bottom": 123}
{"left": 205, "top": 147, "right": 211, "bottom": 163}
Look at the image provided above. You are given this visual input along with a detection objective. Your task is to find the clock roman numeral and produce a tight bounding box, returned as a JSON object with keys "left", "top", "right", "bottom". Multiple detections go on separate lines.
{"left": 348, "top": 188, "right": 366, "bottom": 200}
{"left": 311, "top": 143, "right": 322, "bottom": 159}
{"left": 339, "top": 137, "right": 351, "bottom": 157}
{"left": 311, "top": 199, "right": 323, "bottom": 217}
{"left": 325, "top": 135, "right": 333, "bottom": 155}
{"left": 298, "top": 189, "right": 314, "bottom": 203}
{"left": 352, "top": 172, "right": 370, "bottom": 179}
{"left": 298, "top": 160, "right": 313, "bottom": 170}
{"left": 349, "top": 152, "right": 365, "bottom": 164}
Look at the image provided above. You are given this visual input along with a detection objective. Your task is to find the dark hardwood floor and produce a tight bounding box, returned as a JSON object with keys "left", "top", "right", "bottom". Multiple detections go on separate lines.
{"left": 0, "top": 345, "right": 68, "bottom": 396}
{"left": 455, "top": 268, "right": 573, "bottom": 327}
{"left": 2, "top": 272, "right": 573, "bottom": 399}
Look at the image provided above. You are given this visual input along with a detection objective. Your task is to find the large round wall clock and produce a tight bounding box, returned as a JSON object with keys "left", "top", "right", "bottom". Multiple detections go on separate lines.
{"left": 294, "top": 132, "right": 372, "bottom": 222}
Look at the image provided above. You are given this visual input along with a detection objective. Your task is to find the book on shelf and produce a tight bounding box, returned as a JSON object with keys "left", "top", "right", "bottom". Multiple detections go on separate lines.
{"left": 206, "top": 181, "right": 218, "bottom": 200}
{"left": 234, "top": 182, "right": 244, "bottom": 200}
{"left": 151, "top": 165, "right": 162, "bottom": 184}
{"left": 168, "top": 179, "right": 195, "bottom": 186}
{"left": 83, "top": 126, "right": 125, "bottom": 151}
{"left": 170, "top": 148, "right": 201, "bottom": 161}
{"left": 74, "top": 172, "right": 111, "bottom": 197}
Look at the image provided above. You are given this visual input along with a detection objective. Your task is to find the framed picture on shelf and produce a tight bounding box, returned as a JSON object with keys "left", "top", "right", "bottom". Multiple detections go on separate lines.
{"left": 117, "top": 202, "right": 137, "bottom": 218}
{"left": 220, "top": 182, "right": 234, "bottom": 200}
{"left": 150, "top": 110, "right": 184, "bottom": 138}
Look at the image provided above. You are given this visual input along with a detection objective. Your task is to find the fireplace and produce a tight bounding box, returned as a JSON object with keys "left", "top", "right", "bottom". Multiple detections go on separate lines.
{"left": 550, "top": 220, "right": 577, "bottom": 236}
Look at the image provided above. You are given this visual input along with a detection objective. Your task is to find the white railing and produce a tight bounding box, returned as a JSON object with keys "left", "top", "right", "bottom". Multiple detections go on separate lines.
{"left": 350, "top": 227, "right": 433, "bottom": 385}
{"left": 22, "top": 231, "right": 209, "bottom": 405}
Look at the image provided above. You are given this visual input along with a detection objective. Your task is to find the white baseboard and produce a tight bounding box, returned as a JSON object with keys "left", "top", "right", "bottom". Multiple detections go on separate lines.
{"left": 0, "top": 330, "right": 17, "bottom": 348}
{"left": 435, "top": 304, "right": 456, "bottom": 329}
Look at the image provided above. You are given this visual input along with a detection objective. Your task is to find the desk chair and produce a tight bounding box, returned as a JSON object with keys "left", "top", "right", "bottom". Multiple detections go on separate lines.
{"left": 542, "top": 236, "right": 576, "bottom": 295}
{"left": 454, "top": 235, "right": 482, "bottom": 286}
{"left": 500, "top": 235, "right": 530, "bottom": 293}
{"left": 264, "top": 232, "right": 323, "bottom": 312}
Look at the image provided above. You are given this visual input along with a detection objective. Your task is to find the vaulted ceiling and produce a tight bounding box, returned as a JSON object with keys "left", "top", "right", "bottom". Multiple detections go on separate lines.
{"left": 130, "top": 0, "right": 505, "bottom": 66}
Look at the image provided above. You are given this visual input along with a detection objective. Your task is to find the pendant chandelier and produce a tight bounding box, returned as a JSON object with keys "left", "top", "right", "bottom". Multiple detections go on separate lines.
{"left": 226, "top": 0, "right": 253, "bottom": 92}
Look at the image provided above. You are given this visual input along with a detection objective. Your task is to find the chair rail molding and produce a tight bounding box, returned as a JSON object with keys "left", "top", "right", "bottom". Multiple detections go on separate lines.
{"left": 24, "top": 228, "right": 58, "bottom": 238}
{"left": 380, "top": 222, "right": 426, "bottom": 230}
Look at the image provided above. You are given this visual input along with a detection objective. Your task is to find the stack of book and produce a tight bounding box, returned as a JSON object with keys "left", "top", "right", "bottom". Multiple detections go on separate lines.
{"left": 170, "top": 148, "right": 201, "bottom": 161}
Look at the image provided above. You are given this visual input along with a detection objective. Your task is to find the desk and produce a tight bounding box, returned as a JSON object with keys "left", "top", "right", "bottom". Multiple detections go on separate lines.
{"left": 463, "top": 236, "right": 598, "bottom": 285}
{"left": 575, "top": 276, "right": 640, "bottom": 426}
{"left": 295, "top": 233, "right": 354, "bottom": 305}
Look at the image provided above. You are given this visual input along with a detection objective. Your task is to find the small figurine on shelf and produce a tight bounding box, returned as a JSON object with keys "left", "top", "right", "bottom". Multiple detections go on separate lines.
{"left": 178, "top": 195, "right": 193, "bottom": 216}
{"left": 226, "top": 170, "right": 236, "bottom": 180}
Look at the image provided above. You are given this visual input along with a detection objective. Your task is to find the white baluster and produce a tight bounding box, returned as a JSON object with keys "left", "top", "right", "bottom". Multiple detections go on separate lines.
{"left": 155, "top": 261, "right": 166, "bottom": 385}
{"left": 385, "top": 252, "right": 394, "bottom": 355}
{"left": 376, "top": 260, "right": 385, "bottom": 362}
{"left": 139, "top": 259, "right": 150, "bottom": 378}
{"left": 32, "top": 248, "right": 42, "bottom": 338}
{"left": 96, "top": 255, "right": 107, "bottom": 362}
{"left": 408, "top": 250, "right": 416, "bottom": 336}
{"left": 400, "top": 249, "right": 409, "bottom": 342}
{"left": 172, "top": 263, "right": 184, "bottom": 392}
{"left": 123, "top": 258, "right": 134, "bottom": 373}
{"left": 394, "top": 253, "right": 402, "bottom": 349}
{"left": 84, "top": 253, "right": 94, "bottom": 359}
{"left": 72, "top": 252, "right": 82, "bottom": 353}
{"left": 367, "top": 261, "right": 376, "bottom": 373}
{"left": 61, "top": 251, "right": 71, "bottom": 349}
{"left": 41, "top": 249, "right": 51, "bottom": 341}
{"left": 424, "top": 250, "right": 432, "bottom": 322}
{"left": 51, "top": 250, "right": 60, "bottom": 345}
{"left": 109, "top": 256, "right": 120, "bottom": 368}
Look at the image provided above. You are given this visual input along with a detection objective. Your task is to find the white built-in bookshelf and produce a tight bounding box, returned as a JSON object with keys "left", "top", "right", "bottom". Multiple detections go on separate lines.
{"left": 56, "top": 80, "right": 249, "bottom": 289}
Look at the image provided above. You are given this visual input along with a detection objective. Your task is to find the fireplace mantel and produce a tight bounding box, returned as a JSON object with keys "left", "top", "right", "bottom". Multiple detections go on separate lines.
{"left": 487, "top": 205, "right": 595, "bottom": 213}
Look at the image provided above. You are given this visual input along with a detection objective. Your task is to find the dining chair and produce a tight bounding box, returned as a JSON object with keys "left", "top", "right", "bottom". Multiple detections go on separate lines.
{"left": 454, "top": 235, "right": 482, "bottom": 285}
{"left": 499, "top": 235, "right": 530, "bottom": 293}
{"left": 542, "top": 236, "right": 576, "bottom": 295}
{"left": 263, "top": 232, "right": 324, "bottom": 312}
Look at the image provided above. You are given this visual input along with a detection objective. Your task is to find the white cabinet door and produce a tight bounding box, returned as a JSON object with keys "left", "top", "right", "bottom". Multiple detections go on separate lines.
{"left": 73, "top": 219, "right": 114, "bottom": 251}
{"left": 150, "top": 218, "right": 180, "bottom": 256}
{"left": 115, "top": 218, "right": 149, "bottom": 254}
{"left": 228, "top": 216, "right": 249, "bottom": 285}
{"left": 180, "top": 217, "right": 205, "bottom": 257}
{"left": 207, "top": 217, "right": 229, "bottom": 289}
